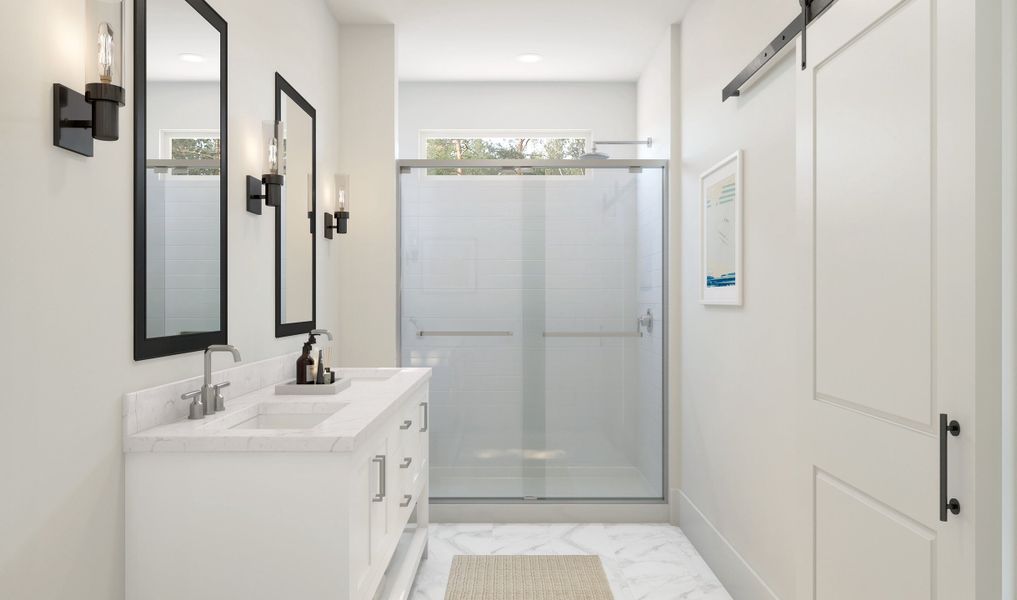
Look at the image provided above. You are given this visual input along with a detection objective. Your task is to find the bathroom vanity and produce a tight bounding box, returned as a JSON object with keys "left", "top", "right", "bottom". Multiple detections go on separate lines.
{"left": 124, "top": 364, "right": 430, "bottom": 600}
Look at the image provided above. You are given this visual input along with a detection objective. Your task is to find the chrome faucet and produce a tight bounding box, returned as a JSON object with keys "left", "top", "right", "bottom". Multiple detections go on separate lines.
{"left": 310, "top": 329, "right": 333, "bottom": 340}
{"left": 202, "top": 345, "right": 242, "bottom": 416}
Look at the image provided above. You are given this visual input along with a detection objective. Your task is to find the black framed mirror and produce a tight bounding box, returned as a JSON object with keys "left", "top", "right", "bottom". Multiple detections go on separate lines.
{"left": 274, "top": 73, "right": 316, "bottom": 338}
{"left": 133, "top": 0, "right": 227, "bottom": 360}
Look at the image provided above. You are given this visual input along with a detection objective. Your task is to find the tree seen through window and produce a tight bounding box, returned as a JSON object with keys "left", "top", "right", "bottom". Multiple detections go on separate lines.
{"left": 171, "top": 137, "right": 221, "bottom": 176}
{"left": 425, "top": 137, "right": 587, "bottom": 176}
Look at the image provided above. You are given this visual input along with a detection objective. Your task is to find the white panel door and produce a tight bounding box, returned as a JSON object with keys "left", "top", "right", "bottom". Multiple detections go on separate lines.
{"left": 796, "top": 0, "right": 1001, "bottom": 597}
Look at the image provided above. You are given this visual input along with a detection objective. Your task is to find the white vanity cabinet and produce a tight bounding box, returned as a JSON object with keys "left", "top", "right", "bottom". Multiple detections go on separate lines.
{"left": 125, "top": 369, "right": 430, "bottom": 600}
{"left": 351, "top": 393, "right": 429, "bottom": 599}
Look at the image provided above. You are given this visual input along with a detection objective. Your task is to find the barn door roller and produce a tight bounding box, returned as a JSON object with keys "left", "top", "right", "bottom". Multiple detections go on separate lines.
{"left": 721, "top": 0, "right": 838, "bottom": 101}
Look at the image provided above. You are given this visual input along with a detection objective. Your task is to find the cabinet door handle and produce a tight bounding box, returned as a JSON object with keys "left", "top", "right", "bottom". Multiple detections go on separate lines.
{"left": 400, "top": 420, "right": 413, "bottom": 430}
{"left": 372, "top": 455, "right": 386, "bottom": 502}
{"left": 420, "top": 401, "right": 429, "bottom": 433}
{"left": 940, "top": 414, "right": 961, "bottom": 521}
{"left": 400, "top": 457, "right": 412, "bottom": 469}
{"left": 400, "top": 494, "right": 412, "bottom": 508}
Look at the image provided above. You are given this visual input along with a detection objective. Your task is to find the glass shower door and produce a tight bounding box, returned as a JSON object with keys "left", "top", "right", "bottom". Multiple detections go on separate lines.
{"left": 399, "top": 161, "right": 665, "bottom": 501}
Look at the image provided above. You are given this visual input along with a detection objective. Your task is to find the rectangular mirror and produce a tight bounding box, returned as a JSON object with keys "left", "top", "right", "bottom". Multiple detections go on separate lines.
{"left": 134, "top": 0, "right": 227, "bottom": 359}
{"left": 275, "top": 74, "right": 316, "bottom": 337}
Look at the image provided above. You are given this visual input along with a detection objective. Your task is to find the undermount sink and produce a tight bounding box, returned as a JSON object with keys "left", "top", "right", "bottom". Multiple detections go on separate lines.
{"left": 228, "top": 405, "right": 344, "bottom": 430}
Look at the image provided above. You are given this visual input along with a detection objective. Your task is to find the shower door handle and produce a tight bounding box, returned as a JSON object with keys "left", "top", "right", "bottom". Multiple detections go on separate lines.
{"left": 939, "top": 414, "right": 961, "bottom": 521}
{"left": 420, "top": 401, "right": 429, "bottom": 433}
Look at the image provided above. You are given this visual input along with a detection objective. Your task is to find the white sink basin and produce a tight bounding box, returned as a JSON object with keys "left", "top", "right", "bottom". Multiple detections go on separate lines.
{"left": 226, "top": 404, "right": 345, "bottom": 431}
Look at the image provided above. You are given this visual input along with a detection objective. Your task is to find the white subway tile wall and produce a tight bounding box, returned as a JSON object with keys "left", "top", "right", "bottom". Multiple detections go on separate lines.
{"left": 145, "top": 172, "right": 221, "bottom": 337}
{"left": 400, "top": 169, "right": 666, "bottom": 499}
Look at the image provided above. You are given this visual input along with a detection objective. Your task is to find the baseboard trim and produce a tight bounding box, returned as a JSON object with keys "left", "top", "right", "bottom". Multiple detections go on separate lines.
{"left": 431, "top": 502, "right": 670, "bottom": 523}
{"left": 678, "top": 491, "right": 783, "bottom": 600}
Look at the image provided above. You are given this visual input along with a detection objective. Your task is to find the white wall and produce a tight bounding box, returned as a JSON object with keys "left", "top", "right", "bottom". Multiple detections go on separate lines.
{"left": 676, "top": 0, "right": 800, "bottom": 599}
{"left": 637, "top": 30, "right": 674, "bottom": 162}
{"left": 0, "top": 0, "right": 343, "bottom": 598}
{"left": 335, "top": 25, "right": 399, "bottom": 368}
{"left": 398, "top": 82, "right": 637, "bottom": 158}
{"left": 145, "top": 81, "right": 219, "bottom": 156}
{"left": 634, "top": 26, "right": 678, "bottom": 502}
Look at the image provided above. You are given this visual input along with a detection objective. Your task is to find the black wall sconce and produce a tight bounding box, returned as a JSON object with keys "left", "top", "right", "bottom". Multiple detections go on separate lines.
{"left": 53, "top": 0, "right": 126, "bottom": 157}
{"left": 324, "top": 174, "right": 351, "bottom": 239}
{"left": 247, "top": 120, "right": 286, "bottom": 214}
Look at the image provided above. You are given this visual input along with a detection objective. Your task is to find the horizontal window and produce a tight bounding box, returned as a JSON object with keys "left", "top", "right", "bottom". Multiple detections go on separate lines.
{"left": 423, "top": 134, "right": 588, "bottom": 176}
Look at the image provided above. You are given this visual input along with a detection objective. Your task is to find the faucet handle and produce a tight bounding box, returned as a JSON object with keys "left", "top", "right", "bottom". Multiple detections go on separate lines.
{"left": 212, "top": 381, "right": 230, "bottom": 412}
{"left": 182, "top": 390, "right": 204, "bottom": 420}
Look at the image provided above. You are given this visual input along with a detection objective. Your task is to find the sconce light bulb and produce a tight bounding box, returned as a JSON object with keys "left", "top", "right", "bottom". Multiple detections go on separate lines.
{"left": 279, "top": 130, "right": 287, "bottom": 174}
{"left": 337, "top": 189, "right": 346, "bottom": 211}
{"left": 267, "top": 137, "right": 279, "bottom": 174}
{"left": 97, "top": 22, "right": 115, "bottom": 84}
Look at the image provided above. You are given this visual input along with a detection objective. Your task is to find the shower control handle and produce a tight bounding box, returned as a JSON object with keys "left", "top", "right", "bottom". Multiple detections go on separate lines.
{"left": 638, "top": 309, "right": 654, "bottom": 333}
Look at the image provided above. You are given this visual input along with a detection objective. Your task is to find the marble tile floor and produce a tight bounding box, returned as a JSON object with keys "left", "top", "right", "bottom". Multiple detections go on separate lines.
{"left": 409, "top": 523, "right": 732, "bottom": 600}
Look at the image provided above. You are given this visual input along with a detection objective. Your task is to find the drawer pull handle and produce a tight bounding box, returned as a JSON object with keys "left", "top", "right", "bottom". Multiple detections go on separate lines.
{"left": 400, "top": 457, "right": 412, "bottom": 469}
{"left": 400, "top": 494, "right": 412, "bottom": 508}
{"left": 372, "top": 455, "right": 386, "bottom": 502}
{"left": 400, "top": 420, "right": 413, "bottom": 430}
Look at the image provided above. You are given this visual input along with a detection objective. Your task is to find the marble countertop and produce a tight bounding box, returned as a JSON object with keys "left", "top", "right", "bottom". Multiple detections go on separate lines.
{"left": 124, "top": 368, "right": 431, "bottom": 454}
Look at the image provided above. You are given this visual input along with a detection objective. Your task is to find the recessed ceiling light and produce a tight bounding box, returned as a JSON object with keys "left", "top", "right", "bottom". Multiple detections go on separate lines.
{"left": 516, "top": 53, "right": 543, "bottom": 64}
{"left": 178, "top": 53, "right": 205, "bottom": 63}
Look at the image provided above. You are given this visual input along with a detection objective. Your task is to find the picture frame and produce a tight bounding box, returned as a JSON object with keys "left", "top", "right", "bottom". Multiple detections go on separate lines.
{"left": 699, "top": 151, "right": 743, "bottom": 305}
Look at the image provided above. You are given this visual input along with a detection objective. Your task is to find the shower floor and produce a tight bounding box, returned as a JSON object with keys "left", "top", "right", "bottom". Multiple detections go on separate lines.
{"left": 428, "top": 429, "right": 663, "bottom": 500}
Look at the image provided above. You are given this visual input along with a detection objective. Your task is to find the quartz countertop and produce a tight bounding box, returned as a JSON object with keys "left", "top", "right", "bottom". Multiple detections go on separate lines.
{"left": 124, "top": 368, "right": 430, "bottom": 454}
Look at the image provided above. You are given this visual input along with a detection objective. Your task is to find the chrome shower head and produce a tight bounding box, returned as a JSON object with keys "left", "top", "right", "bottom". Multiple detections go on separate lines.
{"left": 580, "top": 145, "right": 609, "bottom": 160}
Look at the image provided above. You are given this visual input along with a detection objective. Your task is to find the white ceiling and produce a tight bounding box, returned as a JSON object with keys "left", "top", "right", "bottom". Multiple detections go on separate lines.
{"left": 146, "top": 0, "right": 221, "bottom": 82}
{"left": 326, "top": 0, "right": 693, "bottom": 82}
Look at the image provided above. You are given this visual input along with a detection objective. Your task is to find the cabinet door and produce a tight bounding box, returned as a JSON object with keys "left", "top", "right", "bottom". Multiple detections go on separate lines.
{"left": 349, "top": 450, "right": 371, "bottom": 598}
{"left": 369, "top": 436, "right": 391, "bottom": 569}
{"left": 350, "top": 435, "right": 390, "bottom": 600}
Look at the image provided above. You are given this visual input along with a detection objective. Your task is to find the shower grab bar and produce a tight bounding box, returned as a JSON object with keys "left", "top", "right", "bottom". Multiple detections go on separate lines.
{"left": 416, "top": 331, "right": 514, "bottom": 337}
{"left": 542, "top": 331, "right": 643, "bottom": 338}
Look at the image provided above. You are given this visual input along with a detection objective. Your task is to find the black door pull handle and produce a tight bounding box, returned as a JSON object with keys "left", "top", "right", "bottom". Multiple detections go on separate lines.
{"left": 940, "top": 413, "right": 961, "bottom": 522}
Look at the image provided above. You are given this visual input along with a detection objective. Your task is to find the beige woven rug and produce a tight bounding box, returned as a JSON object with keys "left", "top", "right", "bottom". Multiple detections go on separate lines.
{"left": 444, "top": 555, "right": 614, "bottom": 600}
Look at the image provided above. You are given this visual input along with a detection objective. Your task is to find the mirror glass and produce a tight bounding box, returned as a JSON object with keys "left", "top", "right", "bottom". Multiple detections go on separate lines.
{"left": 275, "top": 75, "right": 316, "bottom": 337}
{"left": 135, "top": 0, "right": 227, "bottom": 359}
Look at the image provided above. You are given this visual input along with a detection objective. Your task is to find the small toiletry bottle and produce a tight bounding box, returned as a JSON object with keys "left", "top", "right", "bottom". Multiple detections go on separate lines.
{"left": 315, "top": 350, "right": 326, "bottom": 384}
{"left": 296, "top": 340, "right": 314, "bottom": 385}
